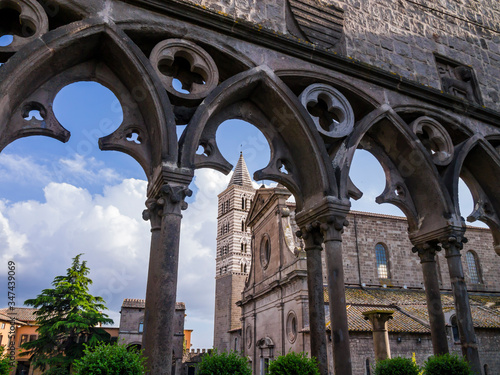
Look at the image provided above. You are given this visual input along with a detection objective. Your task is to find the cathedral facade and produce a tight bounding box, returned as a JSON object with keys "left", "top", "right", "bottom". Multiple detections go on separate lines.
{"left": 214, "top": 156, "right": 500, "bottom": 375}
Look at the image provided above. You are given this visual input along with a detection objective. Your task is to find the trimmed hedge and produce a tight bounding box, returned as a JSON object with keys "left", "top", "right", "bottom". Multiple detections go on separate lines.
{"left": 374, "top": 357, "right": 421, "bottom": 375}
{"left": 73, "top": 342, "right": 147, "bottom": 375}
{"left": 267, "top": 352, "right": 320, "bottom": 375}
{"left": 423, "top": 354, "right": 473, "bottom": 375}
{"left": 197, "top": 350, "right": 251, "bottom": 375}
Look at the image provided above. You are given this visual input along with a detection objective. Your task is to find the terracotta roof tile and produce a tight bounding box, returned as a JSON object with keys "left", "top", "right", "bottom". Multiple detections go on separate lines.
{"left": 323, "top": 287, "right": 500, "bottom": 333}
{"left": 0, "top": 308, "right": 38, "bottom": 322}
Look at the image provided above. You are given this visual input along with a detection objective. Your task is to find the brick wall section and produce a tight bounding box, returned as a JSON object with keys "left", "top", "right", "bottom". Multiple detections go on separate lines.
{"left": 338, "top": 212, "right": 500, "bottom": 292}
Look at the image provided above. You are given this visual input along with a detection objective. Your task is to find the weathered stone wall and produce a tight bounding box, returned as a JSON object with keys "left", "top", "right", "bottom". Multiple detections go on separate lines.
{"left": 337, "top": 212, "right": 500, "bottom": 292}
{"left": 180, "top": 0, "right": 500, "bottom": 112}
{"left": 186, "top": 0, "right": 287, "bottom": 33}
{"left": 331, "top": 0, "right": 500, "bottom": 111}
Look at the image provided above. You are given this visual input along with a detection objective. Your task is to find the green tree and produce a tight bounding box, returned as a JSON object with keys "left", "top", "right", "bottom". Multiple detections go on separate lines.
{"left": 73, "top": 342, "right": 147, "bottom": 375}
{"left": 0, "top": 345, "right": 15, "bottom": 375}
{"left": 197, "top": 350, "right": 251, "bottom": 375}
{"left": 267, "top": 352, "right": 320, "bottom": 375}
{"left": 21, "top": 254, "right": 113, "bottom": 374}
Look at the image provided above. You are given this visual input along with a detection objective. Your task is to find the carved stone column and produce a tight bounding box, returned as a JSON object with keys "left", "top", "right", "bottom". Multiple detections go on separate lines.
{"left": 321, "top": 216, "right": 353, "bottom": 375}
{"left": 142, "top": 183, "right": 192, "bottom": 375}
{"left": 362, "top": 310, "right": 394, "bottom": 361}
{"left": 441, "top": 235, "right": 481, "bottom": 375}
{"left": 297, "top": 223, "right": 328, "bottom": 375}
{"left": 412, "top": 242, "right": 449, "bottom": 355}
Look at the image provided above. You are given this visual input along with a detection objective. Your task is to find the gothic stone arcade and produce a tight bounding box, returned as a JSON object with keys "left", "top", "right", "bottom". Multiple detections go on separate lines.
{"left": 1, "top": 1, "right": 499, "bottom": 374}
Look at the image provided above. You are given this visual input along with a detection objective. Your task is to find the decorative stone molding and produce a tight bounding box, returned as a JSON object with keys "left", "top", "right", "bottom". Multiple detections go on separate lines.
{"left": 410, "top": 116, "right": 454, "bottom": 166}
{"left": 299, "top": 83, "right": 354, "bottom": 140}
{"left": 149, "top": 39, "right": 219, "bottom": 104}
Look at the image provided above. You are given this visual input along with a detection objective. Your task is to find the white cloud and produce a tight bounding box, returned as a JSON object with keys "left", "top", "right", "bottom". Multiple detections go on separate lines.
{"left": 0, "top": 168, "right": 230, "bottom": 348}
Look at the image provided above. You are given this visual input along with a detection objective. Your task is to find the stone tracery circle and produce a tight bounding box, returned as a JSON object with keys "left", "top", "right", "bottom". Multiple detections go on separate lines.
{"left": 0, "top": 0, "right": 49, "bottom": 53}
{"left": 299, "top": 83, "right": 355, "bottom": 139}
{"left": 410, "top": 116, "right": 454, "bottom": 166}
{"left": 149, "top": 39, "right": 219, "bottom": 102}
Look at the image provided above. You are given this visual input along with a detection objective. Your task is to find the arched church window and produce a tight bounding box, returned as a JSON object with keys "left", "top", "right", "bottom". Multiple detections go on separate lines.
{"left": 260, "top": 234, "right": 271, "bottom": 269}
{"left": 244, "top": 264, "right": 247, "bottom": 273}
{"left": 242, "top": 196, "right": 246, "bottom": 210}
{"left": 451, "top": 315, "right": 460, "bottom": 342}
{"left": 241, "top": 221, "right": 245, "bottom": 232}
{"left": 466, "top": 251, "right": 481, "bottom": 284}
{"left": 375, "top": 243, "right": 390, "bottom": 279}
{"left": 138, "top": 321, "right": 144, "bottom": 333}
{"left": 365, "top": 358, "right": 371, "bottom": 375}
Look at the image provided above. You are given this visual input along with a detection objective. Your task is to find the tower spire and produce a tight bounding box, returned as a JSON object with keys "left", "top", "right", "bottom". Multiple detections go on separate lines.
{"left": 228, "top": 152, "right": 253, "bottom": 188}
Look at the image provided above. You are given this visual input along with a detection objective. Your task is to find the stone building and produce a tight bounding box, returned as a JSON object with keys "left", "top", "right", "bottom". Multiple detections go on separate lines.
{"left": 214, "top": 170, "right": 500, "bottom": 375}
{"left": 118, "top": 299, "right": 186, "bottom": 374}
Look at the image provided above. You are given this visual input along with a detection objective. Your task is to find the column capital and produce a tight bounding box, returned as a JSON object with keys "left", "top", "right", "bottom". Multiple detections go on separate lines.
{"left": 363, "top": 310, "right": 394, "bottom": 331}
{"left": 412, "top": 241, "right": 441, "bottom": 263}
{"left": 440, "top": 234, "right": 468, "bottom": 257}
{"left": 296, "top": 221, "right": 323, "bottom": 250}
{"left": 143, "top": 183, "right": 193, "bottom": 228}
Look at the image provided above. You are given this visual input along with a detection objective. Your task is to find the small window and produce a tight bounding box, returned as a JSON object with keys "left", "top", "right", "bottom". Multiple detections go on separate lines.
{"left": 0, "top": 335, "right": 3, "bottom": 345}
{"left": 1, "top": 323, "right": 4, "bottom": 329}
{"left": 451, "top": 315, "right": 459, "bottom": 342}
{"left": 20, "top": 334, "right": 28, "bottom": 346}
{"left": 242, "top": 197, "right": 246, "bottom": 210}
{"left": 366, "top": 358, "right": 371, "bottom": 375}
{"left": 234, "top": 337, "right": 238, "bottom": 351}
{"left": 242, "top": 221, "right": 245, "bottom": 232}
{"left": 29, "top": 335, "right": 37, "bottom": 342}
{"left": 466, "top": 251, "right": 481, "bottom": 284}
{"left": 139, "top": 321, "right": 144, "bottom": 333}
{"left": 484, "top": 364, "right": 489, "bottom": 375}
{"left": 375, "top": 243, "right": 390, "bottom": 279}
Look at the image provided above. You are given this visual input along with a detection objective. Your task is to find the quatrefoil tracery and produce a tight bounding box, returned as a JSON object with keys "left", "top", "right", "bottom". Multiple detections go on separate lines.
{"left": 299, "top": 83, "right": 355, "bottom": 140}
{"left": 149, "top": 39, "right": 219, "bottom": 104}
{"left": 410, "top": 116, "right": 454, "bottom": 166}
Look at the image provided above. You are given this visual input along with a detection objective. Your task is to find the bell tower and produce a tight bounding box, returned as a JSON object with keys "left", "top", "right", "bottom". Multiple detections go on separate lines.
{"left": 214, "top": 153, "right": 255, "bottom": 352}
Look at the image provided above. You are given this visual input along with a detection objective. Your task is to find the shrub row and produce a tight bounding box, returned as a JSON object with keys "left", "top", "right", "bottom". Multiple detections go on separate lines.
{"left": 375, "top": 354, "right": 474, "bottom": 375}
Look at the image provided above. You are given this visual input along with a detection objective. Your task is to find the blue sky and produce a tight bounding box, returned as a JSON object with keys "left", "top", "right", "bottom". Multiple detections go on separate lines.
{"left": 0, "top": 81, "right": 480, "bottom": 349}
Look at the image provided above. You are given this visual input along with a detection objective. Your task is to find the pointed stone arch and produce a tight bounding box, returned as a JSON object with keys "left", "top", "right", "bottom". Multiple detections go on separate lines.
{"left": 443, "top": 135, "right": 500, "bottom": 253}
{"left": 337, "top": 105, "right": 457, "bottom": 237}
{"left": 0, "top": 19, "right": 177, "bottom": 179}
{"left": 179, "top": 65, "right": 337, "bottom": 211}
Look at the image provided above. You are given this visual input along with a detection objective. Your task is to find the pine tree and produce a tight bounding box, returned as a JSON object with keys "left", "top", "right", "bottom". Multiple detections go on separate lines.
{"left": 21, "top": 254, "right": 113, "bottom": 374}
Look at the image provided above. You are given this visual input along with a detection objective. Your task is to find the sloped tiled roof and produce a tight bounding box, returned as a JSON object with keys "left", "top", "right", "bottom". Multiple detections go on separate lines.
{"left": 0, "top": 308, "right": 38, "bottom": 323}
{"left": 324, "top": 287, "right": 500, "bottom": 333}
